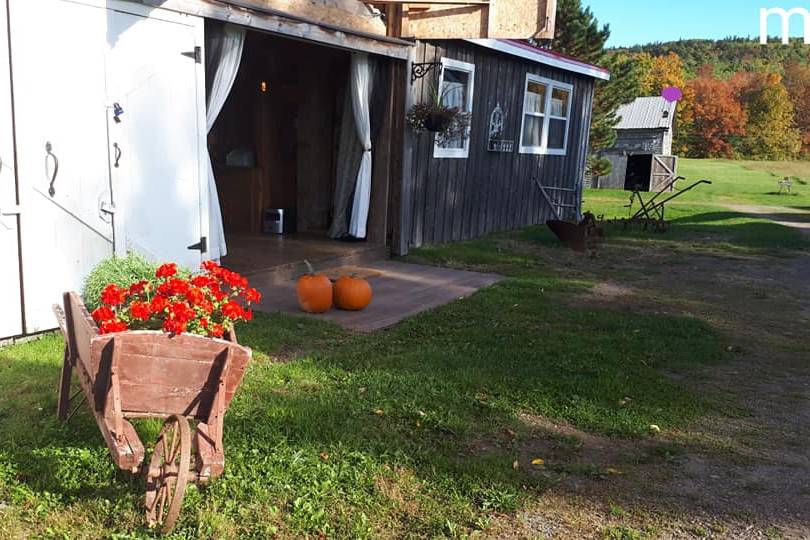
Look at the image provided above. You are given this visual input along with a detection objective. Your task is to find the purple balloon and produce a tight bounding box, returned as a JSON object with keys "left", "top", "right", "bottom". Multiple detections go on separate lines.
{"left": 662, "top": 86, "right": 683, "bottom": 103}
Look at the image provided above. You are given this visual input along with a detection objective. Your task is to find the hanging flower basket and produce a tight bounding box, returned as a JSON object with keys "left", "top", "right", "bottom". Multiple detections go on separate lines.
{"left": 406, "top": 103, "right": 472, "bottom": 142}
{"left": 423, "top": 109, "right": 454, "bottom": 132}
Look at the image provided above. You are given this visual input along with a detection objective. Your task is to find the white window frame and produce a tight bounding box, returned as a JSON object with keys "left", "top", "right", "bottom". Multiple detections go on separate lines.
{"left": 433, "top": 57, "right": 475, "bottom": 159}
{"left": 518, "top": 74, "right": 573, "bottom": 156}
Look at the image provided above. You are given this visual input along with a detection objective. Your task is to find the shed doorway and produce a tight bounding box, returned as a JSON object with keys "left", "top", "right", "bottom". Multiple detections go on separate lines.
{"left": 209, "top": 30, "right": 387, "bottom": 277}
{"left": 624, "top": 154, "right": 653, "bottom": 192}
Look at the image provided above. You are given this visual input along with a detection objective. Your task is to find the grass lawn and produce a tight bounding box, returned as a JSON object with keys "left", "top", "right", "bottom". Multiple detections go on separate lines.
{"left": 0, "top": 158, "right": 806, "bottom": 538}
{"left": 582, "top": 158, "right": 810, "bottom": 254}
{"left": 0, "top": 253, "right": 728, "bottom": 538}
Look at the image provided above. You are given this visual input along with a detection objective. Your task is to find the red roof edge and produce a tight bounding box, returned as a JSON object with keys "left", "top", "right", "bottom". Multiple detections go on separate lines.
{"left": 501, "top": 39, "right": 610, "bottom": 76}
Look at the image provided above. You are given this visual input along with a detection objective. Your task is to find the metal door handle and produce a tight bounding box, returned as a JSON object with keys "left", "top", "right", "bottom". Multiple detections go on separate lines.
{"left": 45, "top": 142, "right": 59, "bottom": 197}
{"left": 113, "top": 143, "right": 122, "bottom": 168}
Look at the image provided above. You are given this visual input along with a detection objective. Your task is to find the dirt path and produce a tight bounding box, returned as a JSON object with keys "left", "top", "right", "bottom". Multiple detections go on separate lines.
{"left": 727, "top": 204, "right": 810, "bottom": 238}
{"left": 490, "top": 236, "right": 810, "bottom": 539}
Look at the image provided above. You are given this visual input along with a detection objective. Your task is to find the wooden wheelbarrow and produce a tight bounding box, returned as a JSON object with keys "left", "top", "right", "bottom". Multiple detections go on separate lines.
{"left": 53, "top": 292, "right": 252, "bottom": 533}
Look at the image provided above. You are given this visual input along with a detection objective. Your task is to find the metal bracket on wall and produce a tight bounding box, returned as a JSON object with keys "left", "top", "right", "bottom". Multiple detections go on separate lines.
{"left": 411, "top": 62, "right": 442, "bottom": 84}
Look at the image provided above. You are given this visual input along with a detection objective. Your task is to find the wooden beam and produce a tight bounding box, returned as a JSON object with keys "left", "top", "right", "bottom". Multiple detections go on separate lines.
{"left": 138, "top": 0, "right": 413, "bottom": 60}
{"left": 370, "top": 0, "right": 490, "bottom": 5}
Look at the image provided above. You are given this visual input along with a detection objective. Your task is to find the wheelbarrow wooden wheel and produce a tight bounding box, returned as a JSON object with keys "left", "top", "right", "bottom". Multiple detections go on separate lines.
{"left": 145, "top": 414, "right": 191, "bottom": 533}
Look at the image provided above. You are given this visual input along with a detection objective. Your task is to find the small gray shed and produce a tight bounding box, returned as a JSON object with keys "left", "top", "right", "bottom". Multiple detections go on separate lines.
{"left": 593, "top": 96, "right": 678, "bottom": 192}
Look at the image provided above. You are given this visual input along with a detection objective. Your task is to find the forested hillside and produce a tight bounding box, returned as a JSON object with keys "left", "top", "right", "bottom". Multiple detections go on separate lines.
{"left": 549, "top": 1, "right": 809, "bottom": 169}
{"left": 614, "top": 38, "right": 809, "bottom": 78}
{"left": 606, "top": 38, "right": 809, "bottom": 160}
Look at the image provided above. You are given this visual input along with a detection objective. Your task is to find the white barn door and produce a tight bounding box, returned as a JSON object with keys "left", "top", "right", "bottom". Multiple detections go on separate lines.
{"left": 9, "top": 0, "right": 115, "bottom": 332}
{"left": 106, "top": 9, "right": 206, "bottom": 269}
{"left": 0, "top": 0, "right": 23, "bottom": 338}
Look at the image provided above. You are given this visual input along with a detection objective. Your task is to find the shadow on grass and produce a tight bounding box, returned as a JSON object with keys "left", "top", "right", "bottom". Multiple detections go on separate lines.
{"left": 594, "top": 211, "right": 809, "bottom": 252}
{"left": 0, "top": 273, "right": 729, "bottom": 537}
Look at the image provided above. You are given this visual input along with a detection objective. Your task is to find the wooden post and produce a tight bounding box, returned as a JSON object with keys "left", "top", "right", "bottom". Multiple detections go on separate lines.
{"left": 392, "top": 47, "right": 417, "bottom": 256}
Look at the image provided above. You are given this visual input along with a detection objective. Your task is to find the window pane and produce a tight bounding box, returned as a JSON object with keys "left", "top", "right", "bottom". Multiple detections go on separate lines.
{"left": 550, "top": 88, "right": 570, "bottom": 117}
{"left": 441, "top": 69, "right": 469, "bottom": 111}
{"left": 548, "top": 118, "right": 567, "bottom": 150}
{"left": 525, "top": 82, "right": 546, "bottom": 114}
{"left": 522, "top": 115, "right": 544, "bottom": 148}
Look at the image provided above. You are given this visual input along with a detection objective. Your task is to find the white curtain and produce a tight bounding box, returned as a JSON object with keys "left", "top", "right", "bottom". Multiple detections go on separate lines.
{"left": 205, "top": 24, "right": 245, "bottom": 260}
{"left": 348, "top": 53, "right": 372, "bottom": 239}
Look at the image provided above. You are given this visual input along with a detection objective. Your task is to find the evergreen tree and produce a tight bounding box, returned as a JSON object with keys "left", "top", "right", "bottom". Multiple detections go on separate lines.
{"left": 550, "top": 0, "right": 639, "bottom": 174}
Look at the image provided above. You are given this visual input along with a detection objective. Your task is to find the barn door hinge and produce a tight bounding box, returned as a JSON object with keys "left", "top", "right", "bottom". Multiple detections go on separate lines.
{"left": 181, "top": 46, "right": 202, "bottom": 64}
{"left": 187, "top": 236, "right": 207, "bottom": 253}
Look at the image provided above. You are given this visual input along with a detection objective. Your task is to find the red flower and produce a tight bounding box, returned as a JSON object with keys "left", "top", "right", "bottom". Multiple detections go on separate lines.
{"left": 169, "top": 301, "right": 195, "bottom": 323}
{"left": 243, "top": 308, "right": 253, "bottom": 321}
{"left": 208, "top": 282, "right": 227, "bottom": 301}
{"left": 163, "top": 318, "right": 187, "bottom": 334}
{"left": 201, "top": 260, "right": 222, "bottom": 276}
{"left": 199, "top": 299, "right": 214, "bottom": 314}
{"left": 91, "top": 306, "right": 116, "bottom": 323}
{"left": 210, "top": 323, "right": 225, "bottom": 338}
{"left": 158, "top": 278, "right": 190, "bottom": 297}
{"left": 243, "top": 288, "right": 262, "bottom": 303}
{"left": 186, "top": 287, "right": 205, "bottom": 306}
{"left": 191, "top": 275, "right": 213, "bottom": 288}
{"left": 221, "top": 300, "right": 244, "bottom": 320}
{"left": 101, "top": 284, "right": 127, "bottom": 306}
{"left": 150, "top": 295, "right": 170, "bottom": 313}
{"left": 156, "top": 263, "right": 178, "bottom": 279}
{"left": 221, "top": 269, "right": 248, "bottom": 289}
{"left": 130, "top": 301, "right": 151, "bottom": 321}
{"left": 199, "top": 318, "right": 209, "bottom": 328}
{"left": 100, "top": 319, "right": 128, "bottom": 334}
{"left": 128, "top": 280, "right": 150, "bottom": 296}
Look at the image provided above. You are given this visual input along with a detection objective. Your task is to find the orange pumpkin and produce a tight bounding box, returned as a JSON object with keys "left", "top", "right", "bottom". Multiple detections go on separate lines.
{"left": 296, "top": 261, "right": 333, "bottom": 313}
{"left": 333, "top": 275, "right": 372, "bottom": 311}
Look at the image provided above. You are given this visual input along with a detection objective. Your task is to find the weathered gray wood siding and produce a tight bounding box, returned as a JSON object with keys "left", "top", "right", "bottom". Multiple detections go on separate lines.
{"left": 613, "top": 128, "right": 667, "bottom": 155}
{"left": 406, "top": 40, "right": 595, "bottom": 248}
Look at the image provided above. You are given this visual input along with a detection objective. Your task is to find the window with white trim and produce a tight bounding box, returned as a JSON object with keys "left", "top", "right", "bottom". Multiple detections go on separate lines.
{"left": 519, "top": 74, "right": 572, "bottom": 155}
{"left": 434, "top": 58, "right": 475, "bottom": 159}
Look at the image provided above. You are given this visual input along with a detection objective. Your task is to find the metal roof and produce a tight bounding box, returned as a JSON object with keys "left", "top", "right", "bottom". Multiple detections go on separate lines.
{"left": 615, "top": 97, "right": 676, "bottom": 130}
{"left": 465, "top": 39, "right": 611, "bottom": 80}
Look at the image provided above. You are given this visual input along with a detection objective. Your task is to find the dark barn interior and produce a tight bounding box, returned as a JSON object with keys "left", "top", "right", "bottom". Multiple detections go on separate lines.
{"left": 624, "top": 154, "right": 653, "bottom": 191}
{"left": 209, "top": 31, "right": 390, "bottom": 275}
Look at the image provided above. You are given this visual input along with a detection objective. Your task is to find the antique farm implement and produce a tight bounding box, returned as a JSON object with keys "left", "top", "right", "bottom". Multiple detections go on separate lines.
{"left": 53, "top": 292, "right": 252, "bottom": 533}
{"left": 546, "top": 211, "right": 604, "bottom": 253}
{"left": 604, "top": 177, "right": 713, "bottom": 232}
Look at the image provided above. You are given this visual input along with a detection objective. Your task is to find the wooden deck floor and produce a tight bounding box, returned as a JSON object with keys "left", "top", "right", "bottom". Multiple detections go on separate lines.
{"left": 221, "top": 232, "right": 386, "bottom": 279}
{"left": 252, "top": 261, "right": 503, "bottom": 332}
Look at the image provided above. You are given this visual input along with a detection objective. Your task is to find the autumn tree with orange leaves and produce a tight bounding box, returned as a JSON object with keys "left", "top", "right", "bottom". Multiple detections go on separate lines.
{"left": 685, "top": 77, "right": 746, "bottom": 158}
{"left": 784, "top": 62, "right": 810, "bottom": 156}
{"left": 731, "top": 71, "right": 802, "bottom": 160}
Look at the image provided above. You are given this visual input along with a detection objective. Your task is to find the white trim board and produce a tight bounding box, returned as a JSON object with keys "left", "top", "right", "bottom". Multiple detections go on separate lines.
{"left": 518, "top": 73, "right": 573, "bottom": 156}
{"left": 465, "top": 39, "right": 611, "bottom": 81}
{"left": 433, "top": 57, "right": 475, "bottom": 159}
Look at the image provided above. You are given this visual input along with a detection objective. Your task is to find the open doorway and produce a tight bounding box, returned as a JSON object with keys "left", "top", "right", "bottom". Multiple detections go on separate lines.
{"left": 624, "top": 154, "right": 653, "bottom": 192}
{"left": 209, "top": 30, "right": 387, "bottom": 276}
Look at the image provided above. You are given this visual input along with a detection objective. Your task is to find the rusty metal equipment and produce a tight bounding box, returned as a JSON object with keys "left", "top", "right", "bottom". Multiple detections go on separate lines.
{"left": 546, "top": 211, "right": 603, "bottom": 252}
{"left": 604, "top": 176, "right": 712, "bottom": 232}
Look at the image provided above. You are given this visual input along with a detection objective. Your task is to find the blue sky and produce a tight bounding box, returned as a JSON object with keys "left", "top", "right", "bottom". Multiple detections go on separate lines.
{"left": 584, "top": 0, "right": 810, "bottom": 47}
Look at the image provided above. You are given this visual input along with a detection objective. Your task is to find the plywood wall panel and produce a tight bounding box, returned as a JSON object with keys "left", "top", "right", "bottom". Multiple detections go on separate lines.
{"left": 235, "top": 0, "right": 387, "bottom": 35}
{"left": 402, "top": 0, "right": 555, "bottom": 39}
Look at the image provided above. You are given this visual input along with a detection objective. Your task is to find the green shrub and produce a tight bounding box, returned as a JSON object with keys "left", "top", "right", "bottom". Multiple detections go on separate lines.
{"left": 82, "top": 254, "right": 158, "bottom": 311}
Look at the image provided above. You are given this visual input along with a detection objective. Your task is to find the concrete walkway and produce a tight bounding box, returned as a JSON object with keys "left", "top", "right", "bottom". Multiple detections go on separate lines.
{"left": 252, "top": 260, "right": 503, "bottom": 332}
